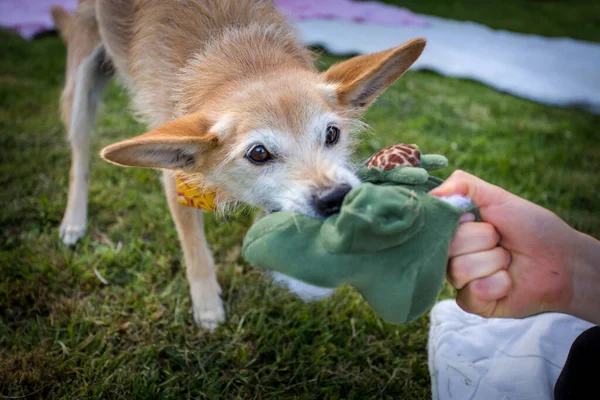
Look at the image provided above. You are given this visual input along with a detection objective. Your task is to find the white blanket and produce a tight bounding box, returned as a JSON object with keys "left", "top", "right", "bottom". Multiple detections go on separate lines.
{"left": 428, "top": 299, "right": 594, "bottom": 400}
{"left": 295, "top": 18, "right": 600, "bottom": 113}
{"left": 4, "top": 1, "right": 598, "bottom": 112}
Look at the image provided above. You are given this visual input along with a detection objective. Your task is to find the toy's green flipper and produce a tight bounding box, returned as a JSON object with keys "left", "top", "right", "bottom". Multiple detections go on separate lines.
{"left": 242, "top": 144, "right": 477, "bottom": 325}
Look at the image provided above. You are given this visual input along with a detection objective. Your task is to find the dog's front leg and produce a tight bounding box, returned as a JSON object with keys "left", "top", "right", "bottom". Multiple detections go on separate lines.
{"left": 162, "top": 171, "right": 225, "bottom": 331}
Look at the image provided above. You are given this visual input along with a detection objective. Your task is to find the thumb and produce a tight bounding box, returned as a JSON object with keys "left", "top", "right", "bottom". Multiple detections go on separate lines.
{"left": 430, "top": 170, "right": 508, "bottom": 211}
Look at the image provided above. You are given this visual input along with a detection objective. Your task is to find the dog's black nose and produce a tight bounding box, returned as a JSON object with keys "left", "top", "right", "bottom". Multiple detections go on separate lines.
{"left": 313, "top": 184, "right": 352, "bottom": 217}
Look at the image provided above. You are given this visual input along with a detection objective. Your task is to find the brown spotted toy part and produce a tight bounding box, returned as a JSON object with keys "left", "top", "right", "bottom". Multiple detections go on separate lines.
{"left": 366, "top": 144, "right": 421, "bottom": 170}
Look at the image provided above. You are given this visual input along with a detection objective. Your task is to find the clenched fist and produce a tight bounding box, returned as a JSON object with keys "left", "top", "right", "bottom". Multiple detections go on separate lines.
{"left": 431, "top": 170, "right": 600, "bottom": 325}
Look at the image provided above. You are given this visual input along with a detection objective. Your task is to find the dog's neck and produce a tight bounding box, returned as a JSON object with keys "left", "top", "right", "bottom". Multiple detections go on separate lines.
{"left": 172, "top": 23, "right": 315, "bottom": 118}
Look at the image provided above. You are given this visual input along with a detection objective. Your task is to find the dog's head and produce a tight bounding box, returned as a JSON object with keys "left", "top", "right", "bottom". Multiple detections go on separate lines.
{"left": 101, "top": 38, "right": 425, "bottom": 217}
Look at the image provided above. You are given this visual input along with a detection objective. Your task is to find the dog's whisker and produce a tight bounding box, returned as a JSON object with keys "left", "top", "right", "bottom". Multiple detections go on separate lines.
{"left": 290, "top": 211, "right": 302, "bottom": 232}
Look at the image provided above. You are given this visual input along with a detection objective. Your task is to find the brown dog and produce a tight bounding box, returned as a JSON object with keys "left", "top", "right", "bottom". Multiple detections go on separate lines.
{"left": 52, "top": 0, "right": 425, "bottom": 330}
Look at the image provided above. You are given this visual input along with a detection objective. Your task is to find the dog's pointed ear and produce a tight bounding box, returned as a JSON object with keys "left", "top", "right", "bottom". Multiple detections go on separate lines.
{"left": 322, "top": 38, "right": 426, "bottom": 115}
{"left": 100, "top": 112, "right": 218, "bottom": 170}
{"left": 51, "top": 5, "right": 73, "bottom": 43}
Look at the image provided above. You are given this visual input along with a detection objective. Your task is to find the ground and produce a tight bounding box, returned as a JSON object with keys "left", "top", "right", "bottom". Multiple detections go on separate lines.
{"left": 1, "top": 1, "right": 599, "bottom": 398}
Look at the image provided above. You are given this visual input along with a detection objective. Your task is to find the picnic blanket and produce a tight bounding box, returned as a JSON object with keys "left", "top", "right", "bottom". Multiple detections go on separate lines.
{"left": 0, "top": 0, "right": 427, "bottom": 39}
{"left": 294, "top": 18, "right": 600, "bottom": 113}
{"left": 2, "top": 0, "right": 599, "bottom": 112}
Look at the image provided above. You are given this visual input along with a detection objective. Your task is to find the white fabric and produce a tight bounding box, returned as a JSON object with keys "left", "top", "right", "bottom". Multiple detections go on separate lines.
{"left": 4, "top": 1, "right": 598, "bottom": 111}
{"left": 439, "top": 195, "right": 472, "bottom": 209}
{"left": 428, "top": 299, "right": 594, "bottom": 400}
{"left": 269, "top": 271, "right": 334, "bottom": 301}
{"left": 295, "top": 18, "right": 600, "bottom": 113}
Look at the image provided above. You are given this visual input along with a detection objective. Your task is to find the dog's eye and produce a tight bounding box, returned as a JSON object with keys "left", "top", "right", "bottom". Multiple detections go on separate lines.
{"left": 325, "top": 125, "right": 340, "bottom": 146}
{"left": 246, "top": 145, "right": 271, "bottom": 164}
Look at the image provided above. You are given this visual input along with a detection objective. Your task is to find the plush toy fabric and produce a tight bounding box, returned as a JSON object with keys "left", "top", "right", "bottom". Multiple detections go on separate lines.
{"left": 242, "top": 144, "right": 477, "bottom": 325}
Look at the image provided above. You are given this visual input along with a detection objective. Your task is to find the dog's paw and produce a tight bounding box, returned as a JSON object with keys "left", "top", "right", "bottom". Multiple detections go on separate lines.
{"left": 59, "top": 218, "right": 87, "bottom": 245}
{"left": 190, "top": 279, "right": 225, "bottom": 331}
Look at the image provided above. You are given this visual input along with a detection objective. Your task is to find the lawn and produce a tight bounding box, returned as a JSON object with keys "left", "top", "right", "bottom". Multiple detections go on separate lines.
{"left": 1, "top": 2, "right": 599, "bottom": 398}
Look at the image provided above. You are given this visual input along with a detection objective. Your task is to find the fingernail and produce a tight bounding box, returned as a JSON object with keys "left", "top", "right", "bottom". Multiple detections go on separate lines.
{"left": 459, "top": 213, "right": 476, "bottom": 223}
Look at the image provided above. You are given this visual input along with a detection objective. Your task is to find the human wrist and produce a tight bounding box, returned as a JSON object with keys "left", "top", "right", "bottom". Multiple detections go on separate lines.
{"left": 565, "top": 231, "right": 600, "bottom": 325}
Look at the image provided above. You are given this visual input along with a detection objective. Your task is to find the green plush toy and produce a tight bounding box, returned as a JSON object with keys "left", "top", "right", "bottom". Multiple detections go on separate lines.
{"left": 242, "top": 144, "right": 477, "bottom": 325}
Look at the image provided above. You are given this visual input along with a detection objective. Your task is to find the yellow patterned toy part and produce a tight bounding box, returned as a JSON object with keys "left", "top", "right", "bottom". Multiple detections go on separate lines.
{"left": 175, "top": 173, "right": 216, "bottom": 211}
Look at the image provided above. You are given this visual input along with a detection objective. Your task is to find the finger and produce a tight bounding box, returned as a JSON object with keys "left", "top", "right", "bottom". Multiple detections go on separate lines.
{"left": 430, "top": 170, "right": 511, "bottom": 211}
{"left": 456, "top": 270, "right": 512, "bottom": 318}
{"left": 448, "top": 222, "right": 500, "bottom": 258}
{"left": 448, "top": 247, "right": 511, "bottom": 289}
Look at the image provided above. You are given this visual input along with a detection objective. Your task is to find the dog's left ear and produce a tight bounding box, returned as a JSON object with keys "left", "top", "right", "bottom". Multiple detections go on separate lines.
{"left": 100, "top": 112, "right": 218, "bottom": 170}
{"left": 322, "top": 37, "right": 426, "bottom": 115}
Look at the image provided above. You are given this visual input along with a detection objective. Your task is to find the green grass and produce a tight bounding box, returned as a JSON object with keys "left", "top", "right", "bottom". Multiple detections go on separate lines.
{"left": 383, "top": 0, "right": 600, "bottom": 42}
{"left": 1, "top": 4, "right": 599, "bottom": 398}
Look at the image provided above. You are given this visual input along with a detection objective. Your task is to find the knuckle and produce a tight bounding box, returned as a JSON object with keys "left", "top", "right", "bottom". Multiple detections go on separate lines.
{"left": 446, "top": 269, "right": 459, "bottom": 289}
{"left": 452, "top": 169, "right": 469, "bottom": 179}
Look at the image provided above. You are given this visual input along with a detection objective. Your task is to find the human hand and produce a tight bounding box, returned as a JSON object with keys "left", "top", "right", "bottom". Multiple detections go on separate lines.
{"left": 431, "top": 170, "right": 600, "bottom": 325}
